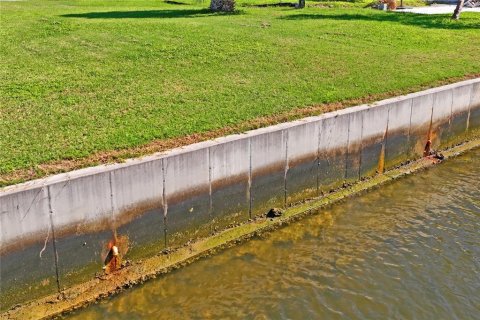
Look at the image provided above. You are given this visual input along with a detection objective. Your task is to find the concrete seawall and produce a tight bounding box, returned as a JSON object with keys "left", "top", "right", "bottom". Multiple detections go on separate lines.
{"left": 1, "top": 79, "right": 479, "bottom": 310}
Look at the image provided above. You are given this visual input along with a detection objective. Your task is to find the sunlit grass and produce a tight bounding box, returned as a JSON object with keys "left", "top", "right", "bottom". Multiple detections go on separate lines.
{"left": 1, "top": 0, "right": 479, "bottom": 176}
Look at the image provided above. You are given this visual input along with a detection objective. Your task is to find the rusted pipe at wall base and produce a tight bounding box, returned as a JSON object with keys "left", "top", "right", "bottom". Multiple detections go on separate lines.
{"left": 424, "top": 139, "right": 432, "bottom": 157}
{"left": 103, "top": 245, "right": 120, "bottom": 274}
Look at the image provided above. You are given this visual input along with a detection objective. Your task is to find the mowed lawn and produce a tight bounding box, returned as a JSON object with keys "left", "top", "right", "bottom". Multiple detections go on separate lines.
{"left": 1, "top": 0, "right": 480, "bottom": 184}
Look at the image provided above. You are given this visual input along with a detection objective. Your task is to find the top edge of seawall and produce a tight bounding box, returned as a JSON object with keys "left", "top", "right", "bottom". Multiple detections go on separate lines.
{"left": 1, "top": 78, "right": 479, "bottom": 195}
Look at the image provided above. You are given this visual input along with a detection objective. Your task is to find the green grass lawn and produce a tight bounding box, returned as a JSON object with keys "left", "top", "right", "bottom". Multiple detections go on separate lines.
{"left": 1, "top": 0, "right": 479, "bottom": 184}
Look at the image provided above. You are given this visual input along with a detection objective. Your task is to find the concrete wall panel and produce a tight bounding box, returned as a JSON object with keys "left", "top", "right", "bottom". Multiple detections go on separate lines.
{"left": 345, "top": 109, "right": 364, "bottom": 183}
{"left": 111, "top": 160, "right": 163, "bottom": 216}
{"left": 0, "top": 188, "right": 57, "bottom": 311}
{"left": 286, "top": 121, "right": 320, "bottom": 204}
{"left": 409, "top": 93, "right": 434, "bottom": 158}
{"left": 360, "top": 104, "right": 389, "bottom": 177}
{"left": 50, "top": 173, "right": 112, "bottom": 229}
{"left": 164, "top": 148, "right": 211, "bottom": 247}
{"left": 210, "top": 137, "right": 250, "bottom": 229}
{"left": 111, "top": 160, "right": 164, "bottom": 259}
{"left": 385, "top": 99, "right": 412, "bottom": 169}
{"left": 54, "top": 227, "right": 113, "bottom": 289}
{"left": 431, "top": 89, "right": 453, "bottom": 149}
{"left": 449, "top": 84, "right": 472, "bottom": 146}
{"left": 116, "top": 207, "right": 164, "bottom": 261}
{"left": 1, "top": 187, "right": 50, "bottom": 245}
{"left": 318, "top": 113, "right": 349, "bottom": 193}
{"left": 49, "top": 172, "right": 114, "bottom": 289}
{"left": 469, "top": 82, "right": 480, "bottom": 132}
{"left": 251, "top": 129, "right": 287, "bottom": 216}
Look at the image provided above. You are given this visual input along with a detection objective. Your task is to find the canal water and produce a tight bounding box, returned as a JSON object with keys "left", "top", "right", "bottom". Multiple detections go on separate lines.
{"left": 68, "top": 149, "right": 480, "bottom": 319}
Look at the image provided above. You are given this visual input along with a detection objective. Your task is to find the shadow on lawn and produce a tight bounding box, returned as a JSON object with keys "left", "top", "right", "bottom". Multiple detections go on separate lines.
{"left": 62, "top": 9, "right": 240, "bottom": 19}
{"left": 281, "top": 12, "right": 480, "bottom": 30}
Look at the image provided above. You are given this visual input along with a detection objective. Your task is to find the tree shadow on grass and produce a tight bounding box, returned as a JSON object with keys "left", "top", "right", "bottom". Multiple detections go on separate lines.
{"left": 280, "top": 12, "right": 480, "bottom": 30}
{"left": 62, "top": 9, "right": 242, "bottom": 19}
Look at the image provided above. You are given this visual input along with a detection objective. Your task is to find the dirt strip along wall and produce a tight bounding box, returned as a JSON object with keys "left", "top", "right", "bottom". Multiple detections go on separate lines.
{"left": 1, "top": 79, "right": 479, "bottom": 311}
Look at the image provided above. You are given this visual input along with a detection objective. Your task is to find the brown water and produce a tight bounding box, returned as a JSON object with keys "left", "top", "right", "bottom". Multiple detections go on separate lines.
{"left": 68, "top": 149, "right": 480, "bottom": 320}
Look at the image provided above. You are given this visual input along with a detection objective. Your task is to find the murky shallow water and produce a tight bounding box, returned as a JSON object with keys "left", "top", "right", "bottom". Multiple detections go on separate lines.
{"left": 68, "top": 149, "right": 480, "bottom": 319}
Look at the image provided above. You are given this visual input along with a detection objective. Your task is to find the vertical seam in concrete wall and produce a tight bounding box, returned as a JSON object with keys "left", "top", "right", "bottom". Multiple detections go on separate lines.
{"left": 316, "top": 121, "right": 321, "bottom": 196}
{"left": 284, "top": 130, "right": 289, "bottom": 209}
{"left": 47, "top": 185, "right": 61, "bottom": 294}
{"left": 344, "top": 113, "right": 351, "bottom": 181}
{"left": 383, "top": 107, "right": 390, "bottom": 174}
{"left": 407, "top": 98, "right": 414, "bottom": 155}
{"left": 428, "top": 95, "right": 435, "bottom": 143}
{"left": 248, "top": 137, "right": 252, "bottom": 219}
{"left": 109, "top": 171, "right": 115, "bottom": 228}
{"left": 208, "top": 147, "right": 213, "bottom": 228}
{"left": 466, "top": 84, "right": 474, "bottom": 132}
{"left": 448, "top": 90, "right": 453, "bottom": 130}
{"left": 162, "top": 158, "right": 167, "bottom": 248}
{"left": 357, "top": 112, "right": 364, "bottom": 180}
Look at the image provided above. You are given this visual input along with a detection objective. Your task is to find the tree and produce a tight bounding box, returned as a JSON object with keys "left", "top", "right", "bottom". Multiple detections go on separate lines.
{"left": 297, "top": 0, "right": 306, "bottom": 8}
{"left": 452, "top": 0, "right": 465, "bottom": 20}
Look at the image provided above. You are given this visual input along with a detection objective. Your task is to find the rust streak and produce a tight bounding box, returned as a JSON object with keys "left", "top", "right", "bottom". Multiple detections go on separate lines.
{"left": 377, "top": 143, "right": 386, "bottom": 174}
